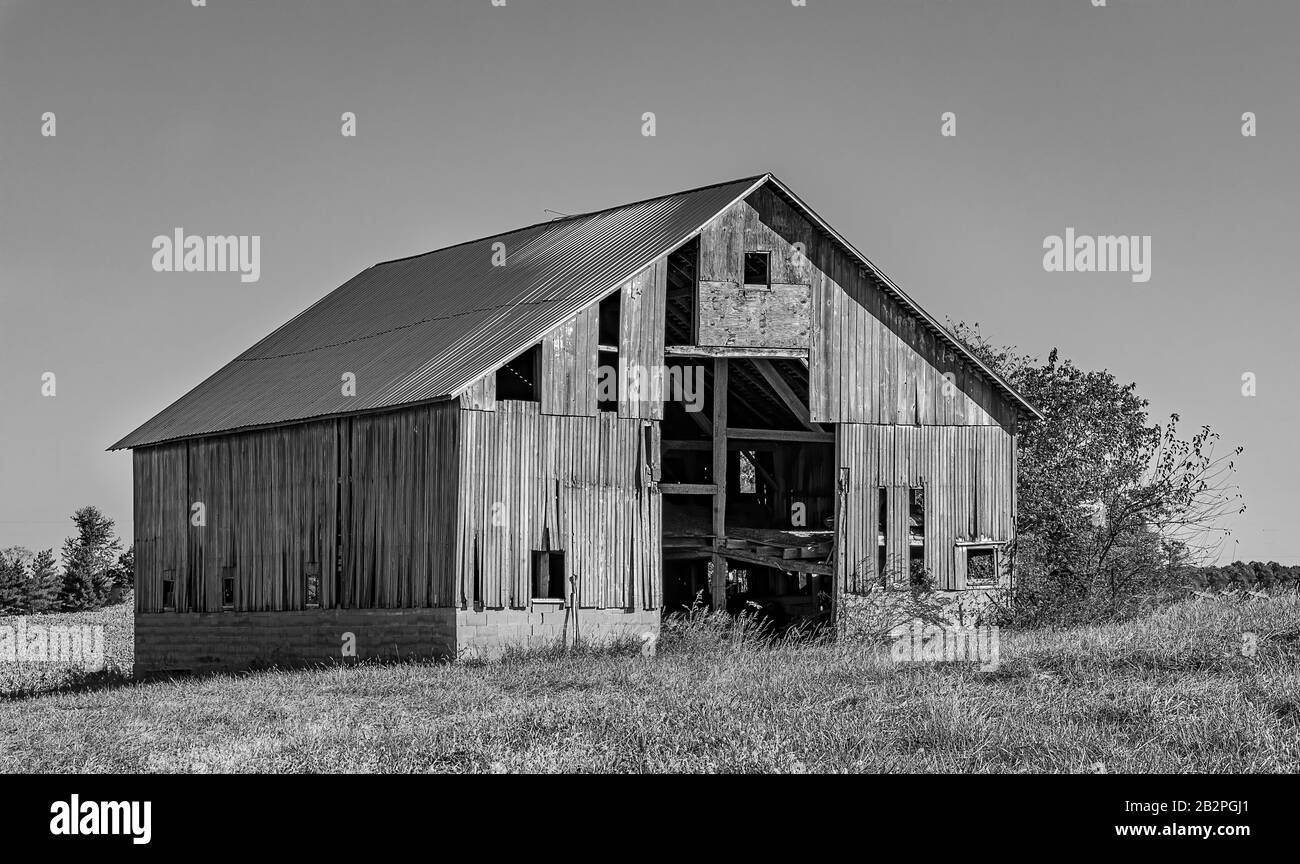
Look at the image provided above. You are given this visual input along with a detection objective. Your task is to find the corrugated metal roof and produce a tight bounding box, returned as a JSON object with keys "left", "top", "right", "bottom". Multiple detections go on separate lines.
{"left": 111, "top": 172, "right": 1037, "bottom": 450}
{"left": 110, "top": 175, "right": 767, "bottom": 450}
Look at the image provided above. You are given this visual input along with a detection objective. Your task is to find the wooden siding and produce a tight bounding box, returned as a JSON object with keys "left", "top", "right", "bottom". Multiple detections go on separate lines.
{"left": 134, "top": 403, "right": 460, "bottom": 613}
{"left": 696, "top": 282, "right": 811, "bottom": 349}
{"left": 459, "top": 372, "right": 496, "bottom": 411}
{"left": 698, "top": 187, "right": 1017, "bottom": 427}
{"left": 836, "top": 424, "right": 1015, "bottom": 592}
{"left": 697, "top": 199, "right": 812, "bottom": 350}
{"left": 339, "top": 404, "right": 460, "bottom": 608}
{"left": 618, "top": 259, "right": 667, "bottom": 419}
{"left": 455, "top": 401, "right": 662, "bottom": 611}
{"left": 541, "top": 305, "right": 599, "bottom": 417}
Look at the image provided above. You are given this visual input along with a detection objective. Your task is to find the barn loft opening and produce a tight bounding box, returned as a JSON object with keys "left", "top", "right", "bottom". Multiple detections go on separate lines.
{"left": 664, "top": 237, "right": 698, "bottom": 346}
{"left": 598, "top": 291, "right": 621, "bottom": 348}
{"left": 496, "top": 344, "right": 540, "bottom": 401}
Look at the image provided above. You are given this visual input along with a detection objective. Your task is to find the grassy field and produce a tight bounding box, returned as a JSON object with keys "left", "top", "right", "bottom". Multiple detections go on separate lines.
{"left": 1, "top": 594, "right": 1297, "bottom": 772}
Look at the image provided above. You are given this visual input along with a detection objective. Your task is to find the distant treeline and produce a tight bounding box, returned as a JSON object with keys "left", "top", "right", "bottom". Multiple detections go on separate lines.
{"left": 1184, "top": 561, "right": 1300, "bottom": 591}
{"left": 0, "top": 506, "right": 133, "bottom": 615}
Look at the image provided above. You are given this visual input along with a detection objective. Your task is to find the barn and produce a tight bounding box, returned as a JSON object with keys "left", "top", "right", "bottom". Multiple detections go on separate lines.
{"left": 111, "top": 174, "right": 1039, "bottom": 673}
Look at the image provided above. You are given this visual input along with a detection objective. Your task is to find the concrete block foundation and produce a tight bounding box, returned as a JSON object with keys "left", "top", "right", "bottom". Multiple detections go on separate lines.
{"left": 135, "top": 606, "right": 660, "bottom": 673}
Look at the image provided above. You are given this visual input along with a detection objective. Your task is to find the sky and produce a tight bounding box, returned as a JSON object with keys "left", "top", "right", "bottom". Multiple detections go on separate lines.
{"left": 1, "top": 0, "right": 1296, "bottom": 562}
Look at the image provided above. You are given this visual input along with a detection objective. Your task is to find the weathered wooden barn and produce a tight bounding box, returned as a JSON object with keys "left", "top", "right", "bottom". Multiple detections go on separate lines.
{"left": 112, "top": 174, "right": 1039, "bottom": 673}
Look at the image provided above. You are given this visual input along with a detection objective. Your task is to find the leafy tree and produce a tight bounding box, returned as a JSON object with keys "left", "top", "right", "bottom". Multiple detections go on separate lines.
{"left": 60, "top": 506, "right": 123, "bottom": 610}
{"left": 950, "top": 323, "right": 1244, "bottom": 625}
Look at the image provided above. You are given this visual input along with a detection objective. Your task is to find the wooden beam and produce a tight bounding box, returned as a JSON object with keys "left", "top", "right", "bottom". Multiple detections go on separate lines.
{"left": 711, "top": 357, "right": 728, "bottom": 609}
{"left": 659, "top": 483, "right": 717, "bottom": 495}
{"left": 718, "top": 548, "right": 833, "bottom": 576}
{"left": 665, "top": 346, "right": 809, "bottom": 360}
{"left": 663, "top": 439, "right": 781, "bottom": 452}
{"left": 729, "top": 427, "right": 833, "bottom": 443}
{"left": 751, "top": 358, "right": 820, "bottom": 432}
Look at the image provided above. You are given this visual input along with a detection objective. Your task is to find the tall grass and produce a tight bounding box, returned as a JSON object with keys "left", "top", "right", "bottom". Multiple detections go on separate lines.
{"left": 2, "top": 592, "right": 1296, "bottom": 772}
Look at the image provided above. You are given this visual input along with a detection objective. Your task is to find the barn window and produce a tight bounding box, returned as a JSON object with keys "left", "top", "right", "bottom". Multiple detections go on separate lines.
{"left": 876, "top": 487, "right": 888, "bottom": 586}
{"left": 162, "top": 577, "right": 176, "bottom": 611}
{"left": 909, "top": 487, "right": 926, "bottom": 584}
{"left": 496, "top": 344, "right": 540, "bottom": 402}
{"left": 222, "top": 576, "right": 235, "bottom": 610}
{"left": 739, "top": 450, "right": 758, "bottom": 494}
{"left": 965, "top": 546, "right": 999, "bottom": 587}
{"left": 305, "top": 563, "right": 321, "bottom": 608}
{"left": 744, "top": 251, "right": 770, "bottom": 288}
{"left": 532, "top": 550, "right": 566, "bottom": 601}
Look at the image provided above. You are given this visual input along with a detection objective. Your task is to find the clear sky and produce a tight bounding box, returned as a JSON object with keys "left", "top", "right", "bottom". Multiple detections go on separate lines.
{"left": 1, "top": 0, "right": 1296, "bottom": 562}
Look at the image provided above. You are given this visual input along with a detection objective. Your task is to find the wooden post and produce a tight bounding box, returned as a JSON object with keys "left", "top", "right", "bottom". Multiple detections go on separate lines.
{"left": 711, "top": 358, "right": 729, "bottom": 609}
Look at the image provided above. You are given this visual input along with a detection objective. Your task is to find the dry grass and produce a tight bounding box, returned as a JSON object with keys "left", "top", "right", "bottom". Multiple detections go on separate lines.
{"left": 1, "top": 593, "right": 1297, "bottom": 773}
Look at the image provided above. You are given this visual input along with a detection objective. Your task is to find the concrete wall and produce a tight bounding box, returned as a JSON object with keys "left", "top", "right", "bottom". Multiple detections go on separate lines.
{"left": 839, "top": 589, "right": 1006, "bottom": 642}
{"left": 135, "top": 607, "right": 457, "bottom": 674}
{"left": 136, "top": 606, "right": 661, "bottom": 673}
{"left": 458, "top": 607, "right": 660, "bottom": 659}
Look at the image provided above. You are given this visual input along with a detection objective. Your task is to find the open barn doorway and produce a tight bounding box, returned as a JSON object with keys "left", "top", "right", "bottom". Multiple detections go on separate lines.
{"left": 659, "top": 353, "right": 835, "bottom": 631}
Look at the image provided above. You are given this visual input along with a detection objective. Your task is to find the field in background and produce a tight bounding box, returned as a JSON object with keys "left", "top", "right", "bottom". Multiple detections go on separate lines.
{"left": 1, "top": 594, "right": 1297, "bottom": 772}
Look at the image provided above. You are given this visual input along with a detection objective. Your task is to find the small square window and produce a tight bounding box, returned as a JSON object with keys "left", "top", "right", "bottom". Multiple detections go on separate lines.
{"left": 222, "top": 576, "right": 236, "bottom": 609}
{"left": 965, "top": 547, "right": 999, "bottom": 587}
{"left": 532, "top": 551, "right": 567, "bottom": 601}
{"left": 162, "top": 578, "right": 176, "bottom": 611}
{"left": 744, "top": 251, "right": 770, "bottom": 287}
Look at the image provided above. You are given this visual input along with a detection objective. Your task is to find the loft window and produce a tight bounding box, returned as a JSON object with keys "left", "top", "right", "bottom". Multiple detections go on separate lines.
{"left": 222, "top": 575, "right": 235, "bottom": 610}
{"left": 744, "top": 251, "right": 770, "bottom": 288}
{"left": 162, "top": 576, "right": 176, "bottom": 611}
{"left": 598, "top": 291, "right": 622, "bottom": 348}
{"left": 965, "top": 547, "right": 998, "bottom": 587}
{"left": 306, "top": 563, "right": 321, "bottom": 608}
{"left": 532, "top": 550, "right": 567, "bottom": 601}
{"left": 496, "top": 344, "right": 540, "bottom": 401}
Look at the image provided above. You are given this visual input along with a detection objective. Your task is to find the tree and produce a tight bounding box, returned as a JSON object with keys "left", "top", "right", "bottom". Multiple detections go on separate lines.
{"left": 0, "top": 546, "right": 61, "bottom": 614}
{"left": 108, "top": 545, "right": 135, "bottom": 591}
{"left": 26, "top": 549, "right": 63, "bottom": 613}
{"left": 60, "top": 506, "right": 123, "bottom": 610}
{"left": 950, "top": 322, "right": 1244, "bottom": 625}
{"left": 0, "top": 548, "right": 28, "bottom": 614}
